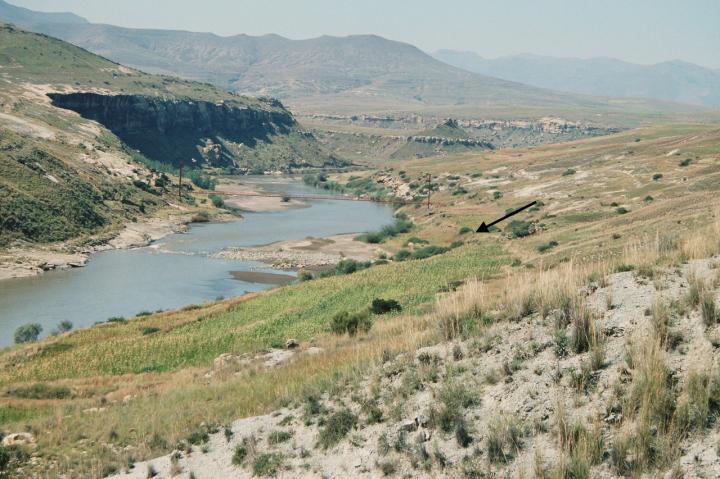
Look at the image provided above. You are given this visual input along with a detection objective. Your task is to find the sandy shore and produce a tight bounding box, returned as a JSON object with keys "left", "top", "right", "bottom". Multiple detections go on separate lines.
{"left": 213, "top": 233, "right": 386, "bottom": 269}
{"left": 216, "top": 181, "right": 307, "bottom": 212}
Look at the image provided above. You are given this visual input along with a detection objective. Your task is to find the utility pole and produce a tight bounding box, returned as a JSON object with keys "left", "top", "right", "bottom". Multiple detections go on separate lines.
{"left": 178, "top": 160, "right": 183, "bottom": 200}
{"left": 426, "top": 173, "right": 431, "bottom": 211}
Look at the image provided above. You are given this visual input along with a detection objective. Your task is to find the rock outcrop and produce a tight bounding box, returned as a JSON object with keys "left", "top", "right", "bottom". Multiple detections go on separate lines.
{"left": 47, "top": 92, "right": 334, "bottom": 171}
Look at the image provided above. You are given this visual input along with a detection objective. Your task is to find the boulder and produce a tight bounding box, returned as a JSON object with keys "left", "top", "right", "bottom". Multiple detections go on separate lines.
{"left": 2, "top": 432, "right": 35, "bottom": 447}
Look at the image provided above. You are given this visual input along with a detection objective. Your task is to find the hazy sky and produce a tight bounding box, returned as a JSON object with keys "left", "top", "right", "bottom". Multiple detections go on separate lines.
{"left": 11, "top": 0, "right": 720, "bottom": 68}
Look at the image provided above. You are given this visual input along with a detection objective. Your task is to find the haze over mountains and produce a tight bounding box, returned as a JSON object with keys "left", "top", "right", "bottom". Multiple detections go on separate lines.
{"left": 434, "top": 50, "right": 720, "bottom": 108}
{"left": 1, "top": 0, "right": 709, "bottom": 120}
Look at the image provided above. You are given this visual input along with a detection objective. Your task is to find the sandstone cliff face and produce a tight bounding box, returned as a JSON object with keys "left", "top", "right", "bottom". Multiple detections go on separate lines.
{"left": 47, "top": 93, "right": 325, "bottom": 170}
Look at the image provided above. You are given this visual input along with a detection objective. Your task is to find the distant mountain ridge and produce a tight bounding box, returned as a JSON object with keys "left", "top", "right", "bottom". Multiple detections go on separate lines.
{"left": 433, "top": 50, "right": 720, "bottom": 108}
{"left": 0, "top": 0, "right": 694, "bottom": 121}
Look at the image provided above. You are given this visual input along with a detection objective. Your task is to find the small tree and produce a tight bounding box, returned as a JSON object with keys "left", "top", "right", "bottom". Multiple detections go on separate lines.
{"left": 57, "top": 320, "right": 73, "bottom": 334}
{"left": 14, "top": 323, "right": 43, "bottom": 344}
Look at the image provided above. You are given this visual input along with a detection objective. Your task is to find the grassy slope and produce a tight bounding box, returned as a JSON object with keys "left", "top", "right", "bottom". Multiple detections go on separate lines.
{"left": 1, "top": 242, "right": 506, "bottom": 382}
{"left": 1, "top": 124, "right": 719, "bottom": 477}
{"left": 0, "top": 24, "right": 270, "bottom": 108}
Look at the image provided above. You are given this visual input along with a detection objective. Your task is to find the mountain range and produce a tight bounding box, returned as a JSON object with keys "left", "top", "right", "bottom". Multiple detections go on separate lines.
{"left": 0, "top": 0, "right": 701, "bottom": 120}
{"left": 433, "top": 50, "right": 720, "bottom": 108}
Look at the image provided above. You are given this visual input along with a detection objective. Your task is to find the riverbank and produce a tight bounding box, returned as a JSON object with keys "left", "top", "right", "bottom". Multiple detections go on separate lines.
{"left": 213, "top": 233, "right": 387, "bottom": 269}
{"left": 216, "top": 180, "right": 308, "bottom": 212}
{"left": 0, "top": 214, "right": 196, "bottom": 281}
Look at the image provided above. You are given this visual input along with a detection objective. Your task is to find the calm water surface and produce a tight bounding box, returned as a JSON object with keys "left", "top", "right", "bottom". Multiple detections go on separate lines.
{"left": 0, "top": 177, "right": 393, "bottom": 346}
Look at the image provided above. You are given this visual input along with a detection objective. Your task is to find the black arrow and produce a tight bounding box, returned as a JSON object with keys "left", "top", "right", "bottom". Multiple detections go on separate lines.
{"left": 477, "top": 200, "right": 538, "bottom": 232}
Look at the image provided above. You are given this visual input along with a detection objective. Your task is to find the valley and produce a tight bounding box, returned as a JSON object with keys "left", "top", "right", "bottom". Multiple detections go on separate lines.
{"left": 0, "top": 2, "right": 719, "bottom": 478}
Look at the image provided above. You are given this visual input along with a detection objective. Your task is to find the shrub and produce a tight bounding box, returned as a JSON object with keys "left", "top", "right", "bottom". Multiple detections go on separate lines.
{"left": 644, "top": 195, "right": 654, "bottom": 203}
{"left": 188, "top": 171, "right": 217, "bottom": 190}
{"left": 267, "top": 430, "right": 292, "bottom": 444}
{"left": 331, "top": 310, "right": 372, "bottom": 336}
{"left": 537, "top": 240, "right": 559, "bottom": 253}
{"left": 652, "top": 173, "right": 663, "bottom": 181}
{"left": 562, "top": 168, "right": 576, "bottom": 176}
{"left": 0, "top": 444, "right": 29, "bottom": 474}
{"left": 281, "top": 195, "right": 290, "bottom": 202}
{"left": 404, "top": 236, "right": 429, "bottom": 246}
{"left": 394, "top": 249, "right": 411, "bottom": 261}
{"left": 487, "top": 416, "right": 524, "bottom": 462}
{"left": 7, "top": 383, "right": 71, "bottom": 399}
{"left": 355, "top": 215, "right": 413, "bottom": 243}
{"left": 136, "top": 311, "right": 152, "bottom": 317}
{"left": 371, "top": 298, "right": 402, "bottom": 315}
{"left": 297, "top": 269, "right": 314, "bottom": 282}
{"left": 506, "top": 220, "right": 533, "bottom": 238}
{"left": 106, "top": 316, "right": 126, "bottom": 323}
{"left": 253, "top": 453, "right": 283, "bottom": 476}
{"left": 679, "top": 158, "right": 691, "bottom": 167}
{"left": 318, "top": 410, "right": 357, "bottom": 449}
{"left": 616, "top": 207, "right": 629, "bottom": 214}
{"left": 701, "top": 293, "right": 718, "bottom": 327}
{"left": 458, "top": 226, "right": 472, "bottom": 235}
{"left": 142, "top": 327, "right": 161, "bottom": 335}
{"left": 57, "top": 320, "right": 73, "bottom": 333}
{"left": 14, "top": 323, "right": 42, "bottom": 344}
{"left": 191, "top": 210, "right": 210, "bottom": 223}
{"left": 408, "top": 245, "right": 449, "bottom": 260}
{"left": 493, "top": 191, "right": 503, "bottom": 200}
{"left": 209, "top": 194, "right": 225, "bottom": 208}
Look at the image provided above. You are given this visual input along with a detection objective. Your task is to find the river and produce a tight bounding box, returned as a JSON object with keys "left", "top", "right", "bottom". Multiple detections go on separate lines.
{"left": 0, "top": 177, "right": 394, "bottom": 347}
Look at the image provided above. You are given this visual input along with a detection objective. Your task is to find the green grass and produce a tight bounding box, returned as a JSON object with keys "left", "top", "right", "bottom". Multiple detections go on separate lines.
{"left": 1, "top": 243, "right": 507, "bottom": 382}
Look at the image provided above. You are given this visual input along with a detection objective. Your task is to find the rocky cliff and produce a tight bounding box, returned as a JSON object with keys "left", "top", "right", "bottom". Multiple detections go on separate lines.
{"left": 48, "top": 93, "right": 334, "bottom": 171}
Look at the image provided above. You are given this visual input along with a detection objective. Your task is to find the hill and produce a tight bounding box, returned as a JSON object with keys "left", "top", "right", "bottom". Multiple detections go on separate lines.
{"left": 0, "top": 24, "right": 335, "bottom": 252}
{"left": 2, "top": 123, "right": 720, "bottom": 477}
{"left": 0, "top": 24, "right": 336, "bottom": 171}
{"left": 434, "top": 49, "right": 720, "bottom": 108}
{"left": 0, "top": 1, "right": 702, "bottom": 121}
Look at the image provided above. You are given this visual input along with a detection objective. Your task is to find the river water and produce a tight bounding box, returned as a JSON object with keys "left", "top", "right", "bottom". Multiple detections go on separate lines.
{"left": 0, "top": 177, "right": 394, "bottom": 347}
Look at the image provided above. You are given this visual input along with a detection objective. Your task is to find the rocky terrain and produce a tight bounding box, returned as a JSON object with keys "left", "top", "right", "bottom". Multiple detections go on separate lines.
{"left": 107, "top": 253, "right": 720, "bottom": 478}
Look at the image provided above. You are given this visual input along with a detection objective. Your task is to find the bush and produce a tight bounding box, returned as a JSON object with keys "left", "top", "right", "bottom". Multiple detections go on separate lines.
{"left": 652, "top": 173, "right": 663, "bottom": 181}
{"left": 188, "top": 171, "right": 217, "bottom": 190}
{"left": 267, "top": 430, "right": 293, "bottom": 444}
{"left": 458, "top": 226, "right": 472, "bottom": 235}
{"left": 616, "top": 207, "right": 629, "bottom": 214}
{"left": 394, "top": 249, "right": 411, "bottom": 261}
{"left": 537, "top": 240, "right": 559, "bottom": 253}
{"left": 371, "top": 298, "right": 402, "bottom": 315}
{"left": 297, "top": 269, "right": 314, "bottom": 282}
{"left": 409, "top": 245, "right": 449, "bottom": 260}
{"left": 331, "top": 310, "right": 372, "bottom": 336}
{"left": 142, "top": 327, "right": 161, "bottom": 335}
{"left": 107, "top": 316, "right": 126, "bottom": 323}
{"left": 506, "top": 220, "right": 533, "bottom": 238}
{"left": 487, "top": 416, "right": 524, "bottom": 462}
{"left": 14, "top": 323, "right": 42, "bottom": 344}
{"left": 644, "top": 195, "right": 654, "bottom": 203}
{"left": 355, "top": 215, "right": 413, "bottom": 243}
{"left": 404, "top": 236, "right": 429, "bottom": 246}
{"left": 493, "top": 191, "right": 503, "bottom": 200}
{"left": 281, "top": 195, "right": 290, "bottom": 202}
{"left": 679, "top": 158, "right": 691, "bottom": 167}
{"left": 209, "top": 194, "right": 225, "bottom": 208}
{"left": 57, "top": 320, "right": 73, "bottom": 333}
{"left": 231, "top": 443, "right": 247, "bottom": 466}
{"left": 7, "top": 383, "right": 71, "bottom": 399}
{"left": 562, "top": 168, "right": 576, "bottom": 176}
{"left": 253, "top": 453, "right": 284, "bottom": 476}
{"left": 318, "top": 410, "right": 357, "bottom": 449}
